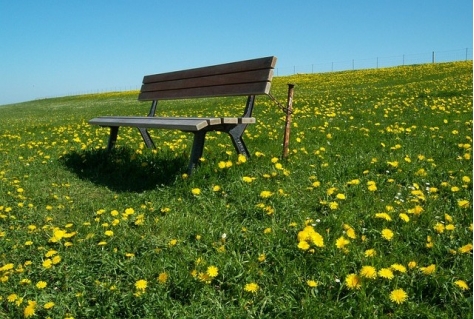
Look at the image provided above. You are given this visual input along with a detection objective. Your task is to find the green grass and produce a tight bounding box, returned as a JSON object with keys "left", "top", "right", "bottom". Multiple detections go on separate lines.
{"left": 0, "top": 61, "right": 472, "bottom": 318}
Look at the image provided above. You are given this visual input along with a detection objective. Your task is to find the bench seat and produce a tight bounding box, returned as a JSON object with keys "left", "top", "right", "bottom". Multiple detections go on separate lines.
{"left": 89, "top": 116, "right": 255, "bottom": 131}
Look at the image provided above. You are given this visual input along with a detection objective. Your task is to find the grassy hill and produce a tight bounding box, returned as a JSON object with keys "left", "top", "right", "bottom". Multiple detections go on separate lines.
{"left": 0, "top": 61, "right": 472, "bottom": 318}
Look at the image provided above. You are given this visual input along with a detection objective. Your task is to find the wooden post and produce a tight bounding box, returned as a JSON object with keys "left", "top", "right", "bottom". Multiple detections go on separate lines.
{"left": 282, "top": 84, "right": 295, "bottom": 159}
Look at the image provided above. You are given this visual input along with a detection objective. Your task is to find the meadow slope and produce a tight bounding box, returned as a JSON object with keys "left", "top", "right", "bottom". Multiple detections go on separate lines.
{"left": 0, "top": 61, "right": 472, "bottom": 318}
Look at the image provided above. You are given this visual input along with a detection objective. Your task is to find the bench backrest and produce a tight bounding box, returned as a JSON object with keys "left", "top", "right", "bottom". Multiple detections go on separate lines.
{"left": 138, "top": 56, "right": 277, "bottom": 101}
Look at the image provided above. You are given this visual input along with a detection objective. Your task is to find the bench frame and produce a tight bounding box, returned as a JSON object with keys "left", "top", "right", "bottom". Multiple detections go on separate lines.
{"left": 89, "top": 56, "right": 277, "bottom": 174}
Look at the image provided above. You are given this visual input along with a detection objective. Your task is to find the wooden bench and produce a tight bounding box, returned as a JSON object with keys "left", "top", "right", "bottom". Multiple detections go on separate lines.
{"left": 89, "top": 56, "right": 277, "bottom": 174}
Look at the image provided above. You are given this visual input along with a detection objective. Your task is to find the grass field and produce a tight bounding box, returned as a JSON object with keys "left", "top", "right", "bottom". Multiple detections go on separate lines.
{"left": 0, "top": 61, "right": 472, "bottom": 318}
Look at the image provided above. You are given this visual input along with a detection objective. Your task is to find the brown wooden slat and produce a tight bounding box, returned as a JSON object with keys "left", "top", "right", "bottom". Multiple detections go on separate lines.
{"left": 90, "top": 116, "right": 256, "bottom": 125}
{"left": 138, "top": 81, "right": 272, "bottom": 101}
{"left": 95, "top": 116, "right": 223, "bottom": 125}
{"left": 218, "top": 117, "right": 256, "bottom": 124}
{"left": 143, "top": 56, "right": 276, "bottom": 84}
{"left": 89, "top": 117, "right": 210, "bottom": 131}
{"left": 141, "top": 69, "right": 273, "bottom": 93}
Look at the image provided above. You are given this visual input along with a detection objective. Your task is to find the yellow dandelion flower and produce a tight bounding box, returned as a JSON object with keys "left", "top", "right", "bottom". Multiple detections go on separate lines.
{"left": 50, "top": 228, "right": 66, "bottom": 242}
{"left": 160, "top": 207, "right": 171, "bottom": 214}
{"left": 244, "top": 282, "right": 259, "bottom": 293}
{"left": 258, "top": 253, "right": 266, "bottom": 262}
{"left": 378, "top": 268, "right": 394, "bottom": 280}
{"left": 7, "top": 294, "right": 18, "bottom": 302}
{"left": 0, "top": 263, "right": 14, "bottom": 272}
{"left": 36, "top": 281, "right": 47, "bottom": 289}
{"left": 344, "top": 227, "right": 356, "bottom": 240}
{"left": 237, "top": 154, "right": 247, "bottom": 164}
{"left": 389, "top": 288, "right": 408, "bottom": 304}
{"left": 24, "top": 300, "right": 36, "bottom": 318}
{"left": 157, "top": 272, "right": 168, "bottom": 284}
{"left": 326, "top": 187, "right": 337, "bottom": 195}
{"left": 168, "top": 239, "right": 178, "bottom": 247}
{"left": 368, "top": 184, "right": 377, "bottom": 192}
{"left": 307, "top": 280, "right": 318, "bottom": 288}
{"left": 408, "top": 205, "right": 424, "bottom": 215}
{"left": 428, "top": 187, "right": 438, "bottom": 193}
{"left": 367, "top": 181, "right": 377, "bottom": 192}
{"left": 425, "top": 235, "right": 433, "bottom": 249}
{"left": 104, "top": 230, "right": 114, "bottom": 237}
{"left": 444, "top": 213, "right": 453, "bottom": 222}
{"left": 381, "top": 229, "right": 394, "bottom": 241}
{"left": 124, "top": 207, "right": 135, "bottom": 215}
{"left": 364, "top": 249, "right": 376, "bottom": 257}
{"left": 206, "top": 266, "right": 219, "bottom": 278}
{"left": 387, "top": 161, "right": 398, "bottom": 168}
{"left": 42, "top": 259, "right": 53, "bottom": 269}
{"left": 375, "top": 213, "right": 392, "bottom": 221}
{"left": 390, "top": 264, "right": 407, "bottom": 273}
{"left": 336, "top": 236, "right": 350, "bottom": 249}
{"left": 415, "top": 168, "right": 427, "bottom": 176}
{"left": 345, "top": 273, "right": 361, "bottom": 290}
{"left": 212, "top": 185, "right": 221, "bottom": 192}
{"left": 20, "top": 279, "right": 31, "bottom": 285}
{"left": 191, "top": 188, "right": 201, "bottom": 195}
{"left": 298, "top": 240, "right": 310, "bottom": 250}
{"left": 329, "top": 201, "right": 339, "bottom": 210}
{"left": 135, "top": 279, "right": 147, "bottom": 291}
{"left": 399, "top": 213, "right": 410, "bottom": 222}
{"left": 360, "top": 266, "right": 377, "bottom": 279}
{"left": 458, "top": 200, "right": 470, "bottom": 208}
{"left": 242, "top": 176, "right": 254, "bottom": 183}
{"left": 458, "top": 243, "right": 472, "bottom": 253}
{"left": 198, "top": 272, "right": 211, "bottom": 284}
{"left": 347, "top": 179, "right": 360, "bottom": 185}
{"left": 420, "top": 264, "right": 436, "bottom": 275}
{"left": 433, "top": 222, "right": 445, "bottom": 233}
{"left": 44, "top": 250, "right": 58, "bottom": 258}
{"left": 260, "top": 190, "right": 273, "bottom": 198}
{"left": 411, "top": 189, "right": 425, "bottom": 200}
{"left": 454, "top": 280, "right": 469, "bottom": 290}
{"left": 44, "top": 301, "right": 55, "bottom": 309}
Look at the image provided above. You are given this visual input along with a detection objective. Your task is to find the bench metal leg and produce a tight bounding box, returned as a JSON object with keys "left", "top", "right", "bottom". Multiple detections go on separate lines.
{"left": 138, "top": 128, "right": 156, "bottom": 149}
{"left": 107, "top": 126, "right": 119, "bottom": 151}
{"left": 188, "top": 131, "right": 206, "bottom": 174}
{"left": 227, "top": 124, "right": 250, "bottom": 158}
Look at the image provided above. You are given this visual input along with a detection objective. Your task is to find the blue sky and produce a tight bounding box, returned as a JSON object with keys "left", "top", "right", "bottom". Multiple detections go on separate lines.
{"left": 1, "top": 1, "right": 472, "bottom": 105}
